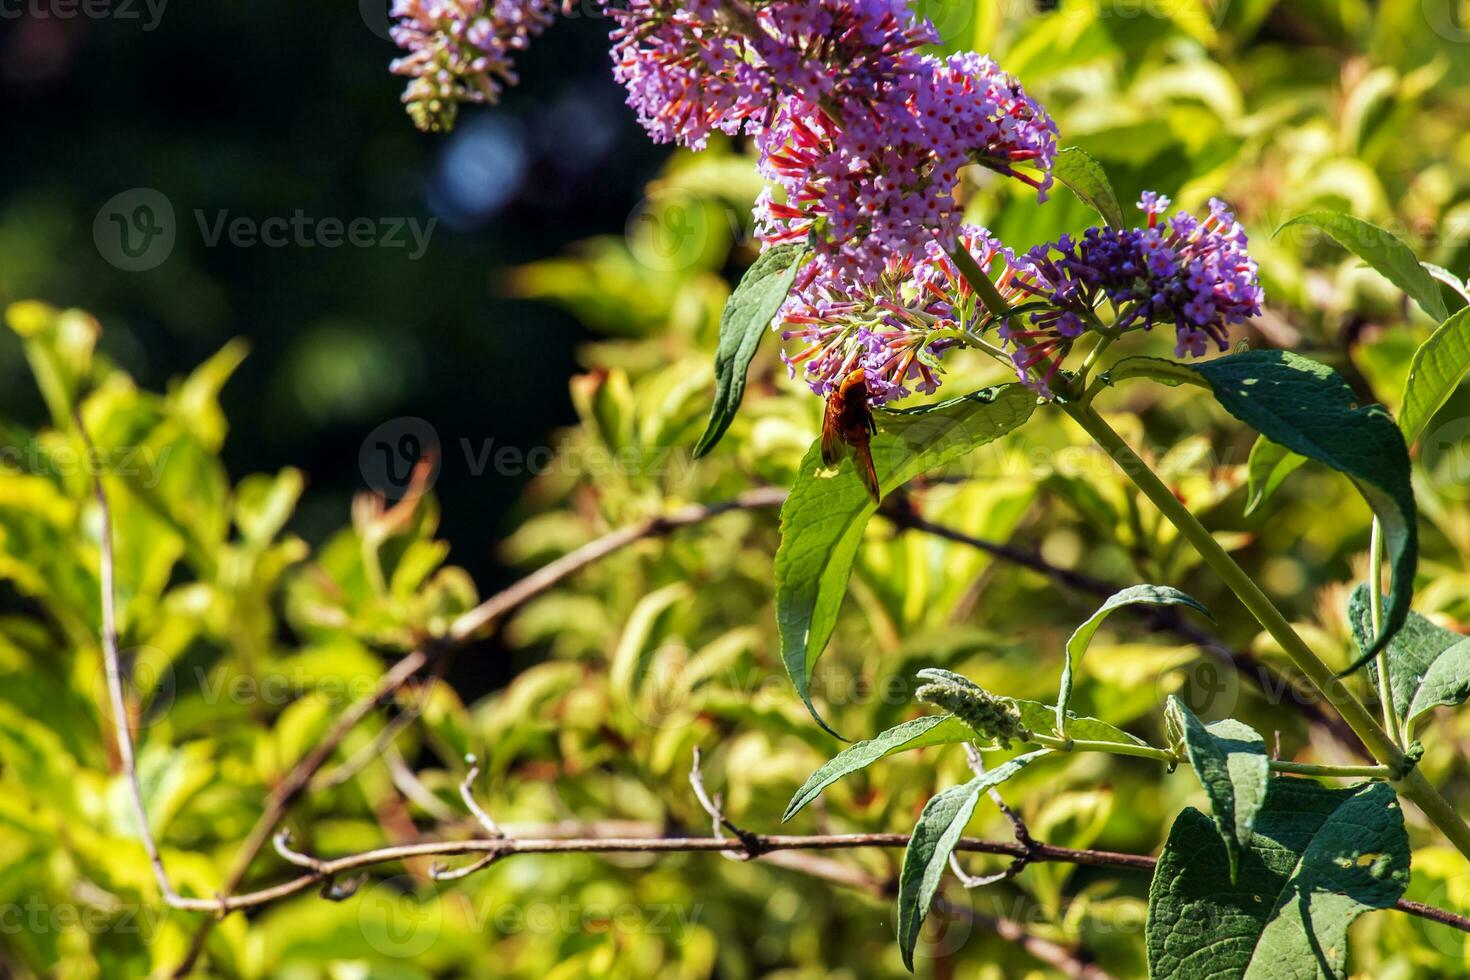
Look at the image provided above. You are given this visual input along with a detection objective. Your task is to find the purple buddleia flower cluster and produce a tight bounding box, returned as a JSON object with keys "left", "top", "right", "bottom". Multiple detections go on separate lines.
{"left": 606, "top": 0, "right": 935, "bottom": 150}
{"left": 999, "top": 194, "right": 1264, "bottom": 397}
{"left": 778, "top": 228, "right": 1011, "bottom": 405}
{"left": 754, "top": 52, "right": 1056, "bottom": 289}
{"left": 390, "top": 0, "right": 568, "bottom": 132}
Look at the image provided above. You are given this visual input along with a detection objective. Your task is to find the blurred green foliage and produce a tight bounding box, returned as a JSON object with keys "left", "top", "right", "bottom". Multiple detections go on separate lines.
{"left": 7, "top": 1, "right": 1470, "bottom": 977}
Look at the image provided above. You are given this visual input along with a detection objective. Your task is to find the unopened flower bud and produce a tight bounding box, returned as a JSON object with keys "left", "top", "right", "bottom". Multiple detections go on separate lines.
{"left": 916, "top": 682, "right": 1024, "bottom": 747}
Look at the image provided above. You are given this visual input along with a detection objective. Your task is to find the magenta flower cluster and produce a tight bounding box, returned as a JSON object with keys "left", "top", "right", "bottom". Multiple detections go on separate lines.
{"left": 779, "top": 228, "right": 1011, "bottom": 405}
{"left": 999, "top": 194, "right": 1264, "bottom": 396}
{"left": 754, "top": 51, "right": 1056, "bottom": 289}
{"left": 390, "top": 0, "right": 566, "bottom": 132}
{"left": 607, "top": 0, "right": 935, "bottom": 150}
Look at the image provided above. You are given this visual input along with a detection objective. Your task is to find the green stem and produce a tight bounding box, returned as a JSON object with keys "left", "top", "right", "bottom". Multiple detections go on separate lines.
{"left": 1025, "top": 732, "right": 1393, "bottom": 779}
{"left": 1058, "top": 399, "right": 1470, "bottom": 860}
{"left": 1369, "top": 519, "right": 1405, "bottom": 748}
{"left": 947, "top": 245, "right": 1011, "bottom": 321}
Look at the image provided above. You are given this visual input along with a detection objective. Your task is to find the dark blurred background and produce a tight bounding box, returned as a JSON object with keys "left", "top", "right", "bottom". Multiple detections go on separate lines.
{"left": 0, "top": 1, "right": 672, "bottom": 691}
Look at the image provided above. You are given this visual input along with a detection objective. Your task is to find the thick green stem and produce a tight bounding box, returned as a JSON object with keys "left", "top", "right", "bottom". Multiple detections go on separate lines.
{"left": 948, "top": 245, "right": 1011, "bottom": 320}
{"left": 1060, "top": 400, "right": 1470, "bottom": 860}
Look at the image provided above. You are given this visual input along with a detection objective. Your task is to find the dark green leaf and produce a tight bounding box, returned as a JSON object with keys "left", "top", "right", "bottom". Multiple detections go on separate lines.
{"left": 897, "top": 751, "right": 1050, "bottom": 971}
{"left": 1277, "top": 212, "right": 1448, "bottom": 322}
{"left": 776, "top": 385, "right": 1036, "bottom": 736}
{"left": 1350, "top": 585, "right": 1470, "bottom": 732}
{"left": 1164, "top": 698, "right": 1269, "bottom": 880}
{"left": 1053, "top": 147, "right": 1127, "bottom": 229}
{"left": 783, "top": 714, "right": 977, "bottom": 821}
{"left": 692, "top": 244, "right": 806, "bottom": 458}
{"left": 1057, "top": 585, "right": 1212, "bottom": 735}
{"left": 1244, "top": 435, "right": 1307, "bottom": 516}
{"left": 1399, "top": 306, "right": 1470, "bottom": 445}
{"left": 1109, "top": 350, "right": 1417, "bottom": 667}
{"left": 1147, "top": 780, "right": 1409, "bottom": 979}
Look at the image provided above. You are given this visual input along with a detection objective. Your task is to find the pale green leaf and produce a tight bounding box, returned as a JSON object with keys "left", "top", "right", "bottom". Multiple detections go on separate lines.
{"left": 776, "top": 384, "right": 1036, "bottom": 736}
{"left": 1277, "top": 212, "right": 1448, "bottom": 322}
{"left": 897, "top": 750, "right": 1050, "bottom": 971}
{"left": 783, "top": 714, "right": 977, "bottom": 821}
{"left": 1057, "top": 585, "right": 1211, "bottom": 735}
{"left": 1053, "top": 147, "right": 1126, "bottom": 229}
{"left": 1244, "top": 435, "right": 1308, "bottom": 516}
{"left": 1399, "top": 306, "right": 1470, "bottom": 445}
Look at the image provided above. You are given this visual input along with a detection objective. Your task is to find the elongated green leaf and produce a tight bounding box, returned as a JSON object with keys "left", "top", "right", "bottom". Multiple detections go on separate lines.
{"left": 1109, "top": 350, "right": 1417, "bottom": 667}
{"left": 784, "top": 714, "right": 976, "bottom": 821}
{"left": 1165, "top": 698, "right": 1268, "bottom": 881}
{"left": 897, "top": 750, "right": 1050, "bottom": 971}
{"left": 1147, "top": 780, "right": 1409, "bottom": 979}
{"left": 1053, "top": 147, "right": 1126, "bottom": 229}
{"left": 1277, "top": 212, "right": 1449, "bottom": 322}
{"left": 1350, "top": 585, "right": 1470, "bottom": 732}
{"left": 1244, "top": 435, "right": 1308, "bottom": 516}
{"left": 776, "top": 384, "right": 1036, "bottom": 736}
{"left": 1399, "top": 306, "right": 1470, "bottom": 445}
{"left": 692, "top": 244, "right": 806, "bottom": 458}
{"left": 1012, "top": 699, "right": 1147, "bottom": 747}
{"left": 1057, "top": 585, "right": 1211, "bottom": 735}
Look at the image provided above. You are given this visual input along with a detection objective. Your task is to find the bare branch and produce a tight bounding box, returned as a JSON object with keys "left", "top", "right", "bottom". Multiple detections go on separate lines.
{"left": 272, "top": 831, "right": 324, "bottom": 872}
{"left": 689, "top": 747, "right": 759, "bottom": 860}
{"left": 459, "top": 754, "right": 504, "bottom": 839}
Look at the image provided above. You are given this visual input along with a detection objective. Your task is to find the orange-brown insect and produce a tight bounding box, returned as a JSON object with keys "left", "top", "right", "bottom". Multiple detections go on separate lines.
{"left": 821, "top": 369, "right": 880, "bottom": 504}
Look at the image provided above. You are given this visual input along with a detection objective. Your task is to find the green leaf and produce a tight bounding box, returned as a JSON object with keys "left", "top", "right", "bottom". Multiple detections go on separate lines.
{"left": 783, "top": 714, "right": 977, "bottom": 821}
{"left": 897, "top": 751, "right": 1050, "bottom": 971}
{"left": 1164, "top": 698, "right": 1269, "bottom": 881}
{"left": 1057, "top": 585, "right": 1212, "bottom": 736}
{"left": 1110, "top": 350, "right": 1417, "bottom": 667}
{"left": 692, "top": 244, "right": 806, "bottom": 458}
{"left": 1147, "top": 780, "right": 1409, "bottom": 980}
{"left": 1349, "top": 585, "right": 1470, "bottom": 733}
{"left": 1012, "top": 699, "right": 1147, "bottom": 747}
{"left": 1421, "top": 263, "right": 1470, "bottom": 309}
{"left": 1053, "top": 147, "right": 1126, "bottom": 229}
{"left": 1399, "top": 306, "right": 1470, "bottom": 445}
{"left": 1244, "top": 435, "right": 1308, "bottom": 516}
{"left": 776, "top": 384, "right": 1036, "bottom": 736}
{"left": 1277, "top": 212, "right": 1449, "bottom": 322}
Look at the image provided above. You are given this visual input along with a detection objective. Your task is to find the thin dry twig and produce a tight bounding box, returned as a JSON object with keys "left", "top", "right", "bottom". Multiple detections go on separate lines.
{"left": 689, "top": 747, "right": 763, "bottom": 861}
{"left": 949, "top": 744, "right": 1038, "bottom": 889}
